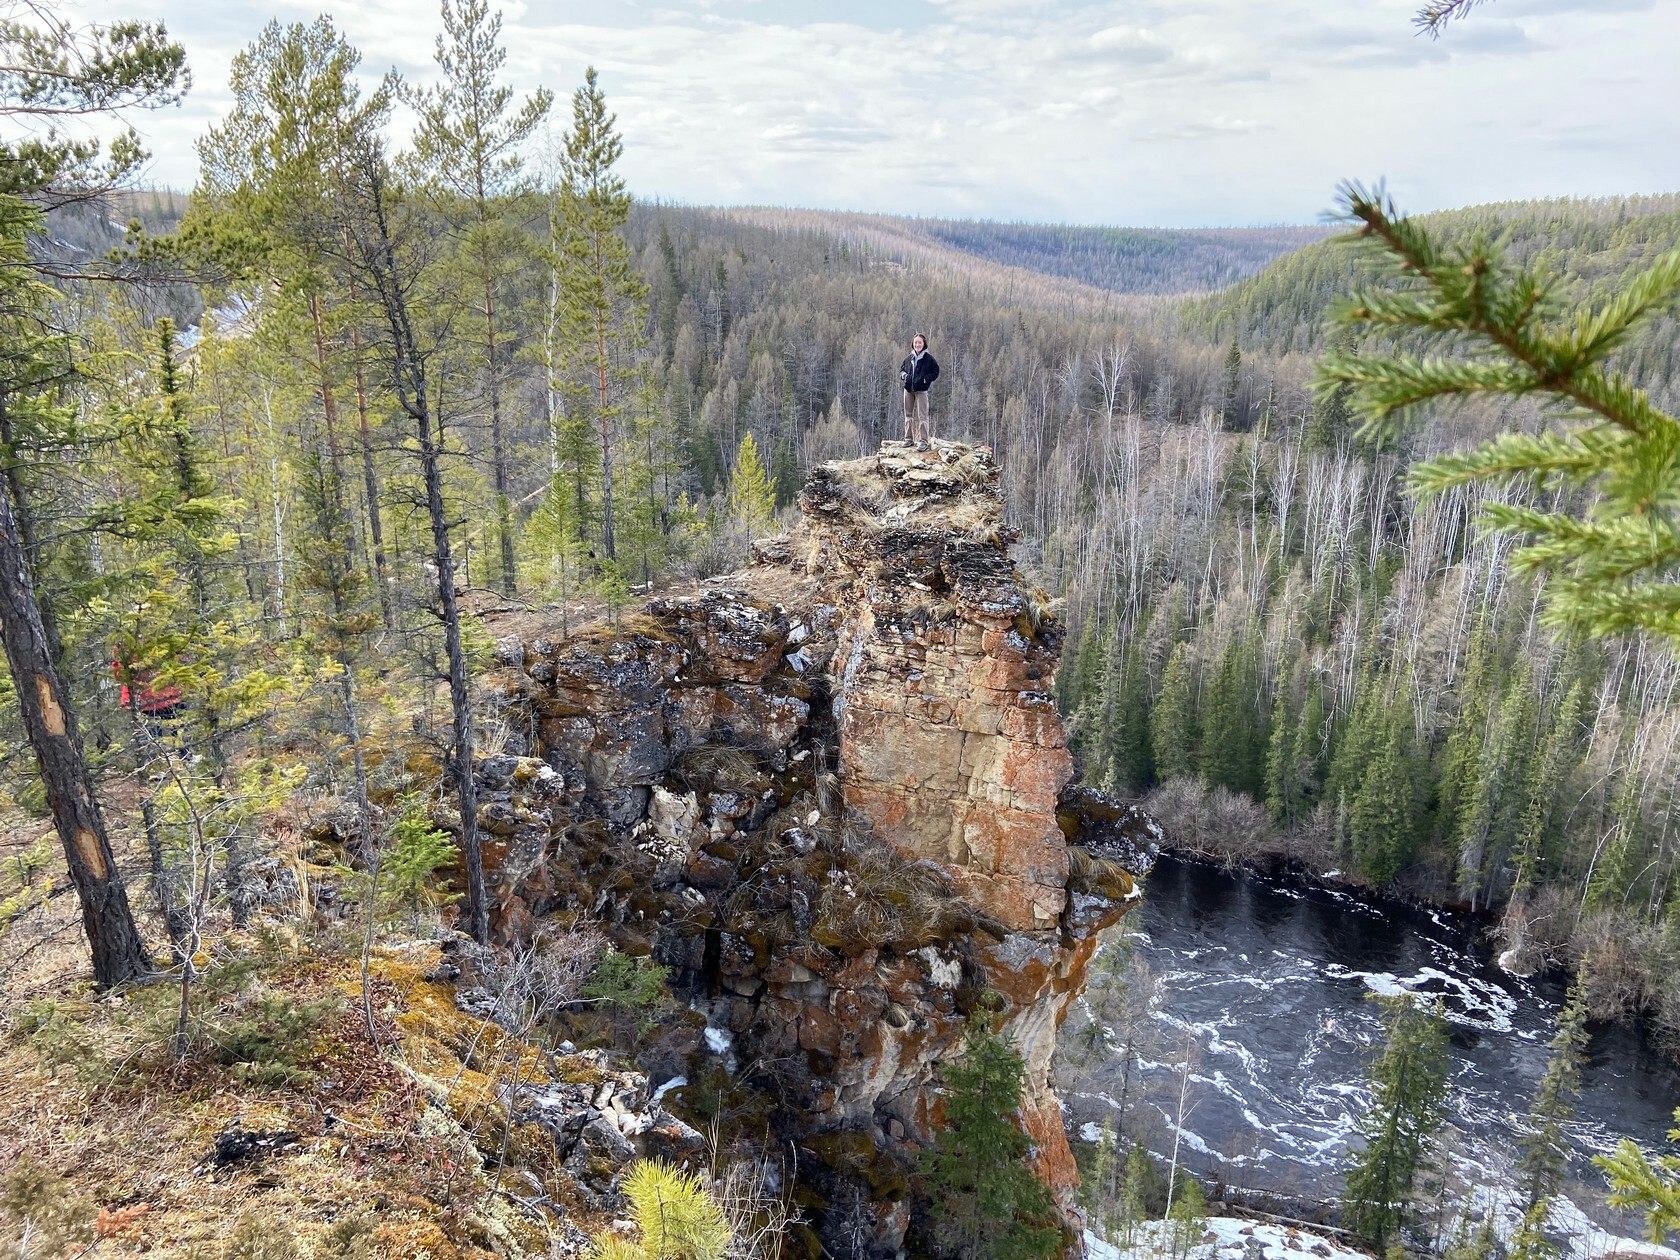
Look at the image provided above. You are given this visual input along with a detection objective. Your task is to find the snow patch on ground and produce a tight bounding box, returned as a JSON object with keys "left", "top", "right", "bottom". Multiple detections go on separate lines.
{"left": 1086, "top": 1210, "right": 1680, "bottom": 1260}
{"left": 1085, "top": 1218, "right": 1368, "bottom": 1260}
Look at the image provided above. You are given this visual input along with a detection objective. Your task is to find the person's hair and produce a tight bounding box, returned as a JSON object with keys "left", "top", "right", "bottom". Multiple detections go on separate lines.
{"left": 911, "top": 332, "right": 928, "bottom": 349}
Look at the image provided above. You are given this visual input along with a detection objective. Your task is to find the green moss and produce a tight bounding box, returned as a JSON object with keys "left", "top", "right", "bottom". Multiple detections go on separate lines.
{"left": 806, "top": 1129, "right": 909, "bottom": 1198}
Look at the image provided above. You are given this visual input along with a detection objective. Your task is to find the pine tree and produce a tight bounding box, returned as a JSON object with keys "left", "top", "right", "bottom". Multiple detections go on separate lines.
{"left": 1344, "top": 995, "right": 1451, "bottom": 1250}
{"left": 343, "top": 138, "right": 491, "bottom": 944}
{"left": 588, "top": 1160, "right": 731, "bottom": 1260}
{"left": 1316, "top": 185, "right": 1680, "bottom": 644}
{"left": 1151, "top": 643, "right": 1198, "bottom": 783}
{"left": 0, "top": 0, "right": 188, "bottom": 988}
{"left": 552, "top": 67, "right": 647, "bottom": 564}
{"left": 916, "top": 1020, "right": 1061, "bottom": 1260}
{"left": 1517, "top": 980, "right": 1590, "bottom": 1212}
{"left": 405, "top": 0, "right": 552, "bottom": 595}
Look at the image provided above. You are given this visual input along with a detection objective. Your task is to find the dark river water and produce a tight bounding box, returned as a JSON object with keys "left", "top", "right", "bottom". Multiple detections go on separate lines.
{"left": 1063, "top": 854, "right": 1680, "bottom": 1246}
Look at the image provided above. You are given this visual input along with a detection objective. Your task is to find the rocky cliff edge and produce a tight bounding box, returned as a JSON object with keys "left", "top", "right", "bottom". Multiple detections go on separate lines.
{"left": 472, "top": 441, "right": 1157, "bottom": 1258}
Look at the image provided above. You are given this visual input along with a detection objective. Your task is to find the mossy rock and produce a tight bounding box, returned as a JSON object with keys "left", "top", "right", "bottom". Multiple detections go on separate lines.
{"left": 805, "top": 1129, "right": 910, "bottom": 1197}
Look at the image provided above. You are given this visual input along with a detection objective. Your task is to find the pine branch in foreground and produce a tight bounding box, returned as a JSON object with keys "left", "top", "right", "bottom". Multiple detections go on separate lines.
{"left": 1314, "top": 183, "right": 1680, "bottom": 644}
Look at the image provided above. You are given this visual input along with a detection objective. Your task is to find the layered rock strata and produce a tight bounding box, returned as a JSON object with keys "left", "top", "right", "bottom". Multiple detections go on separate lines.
{"left": 472, "top": 443, "right": 1155, "bottom": 1258}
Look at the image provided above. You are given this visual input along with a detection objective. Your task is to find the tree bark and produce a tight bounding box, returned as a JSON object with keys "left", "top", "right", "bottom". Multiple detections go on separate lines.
{"left": 0, "top": 394, "right": 150, "bottom": 986}
{"left": 484, "top": 277, "right": 517, "bottom": 595}
{"left": 349, "top": 152, "right": 489, "bottom": 944}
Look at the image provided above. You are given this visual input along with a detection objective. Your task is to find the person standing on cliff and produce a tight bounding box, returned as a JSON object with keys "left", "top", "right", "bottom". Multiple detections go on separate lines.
{"left": 899, "top": 333, "right": 940, "bottom": 451}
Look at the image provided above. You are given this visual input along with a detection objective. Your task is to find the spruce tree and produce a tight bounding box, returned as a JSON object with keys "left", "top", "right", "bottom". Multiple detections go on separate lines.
{"left": 1455, "top": 660, "right": 1538, "bottom": 908}
{"left": 1517, "top": 980, "right": 1590, "bottom": 1213}
{"left": 1201, "top": 632, "right": 1262, "bottom": 796}
{"left": 1151, "top": 643, "right": 1198, "bottom": 783}
{"left": 1264, "top": 677, "right": 1301, "bottom": 827}
{"left": 1112, "top": 646, "right": 1155, "bottom": 792}
{"left": 1513, "top": 680, "right": 1586, "bottom": 894}
{"left": 1506, "top": 1201, "right": 1560, "bottom": 1260}
{"left": 1344, "top": 995, "right": 1452, "bottom": 1250}
{"left": 916, "top": 1020, "right": 1061, "bottom": 1260}
{"left": 1435, "top": 621, "right": 1495, "bottom": 849}
{"left": 1599, "top": 1107, "right": 1680, "bottom": 1243}
{"left": 1347, "top": 699, "right": 1422, "bottom": 886}
{"left": 1220, "top": 337, "right": 1244, "bottom": 431}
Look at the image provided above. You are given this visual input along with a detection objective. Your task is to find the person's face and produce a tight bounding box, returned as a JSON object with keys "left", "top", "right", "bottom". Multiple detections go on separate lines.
{"left": 912, "top": 336, "right": 925, "bottom": 353}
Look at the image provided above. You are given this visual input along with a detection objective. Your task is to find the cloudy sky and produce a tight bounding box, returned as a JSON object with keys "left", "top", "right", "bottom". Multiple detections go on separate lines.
{"left": 89, "top": 0, "right": 1680, "bottom": 227}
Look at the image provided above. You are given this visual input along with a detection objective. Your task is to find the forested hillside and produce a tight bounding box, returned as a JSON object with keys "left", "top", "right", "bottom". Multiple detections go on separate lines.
{"left": 1181, "top": 195, "right": 1680, "bottom": 381}
{"left": 699, "top": 208, "right": 1331, "bottom": 296}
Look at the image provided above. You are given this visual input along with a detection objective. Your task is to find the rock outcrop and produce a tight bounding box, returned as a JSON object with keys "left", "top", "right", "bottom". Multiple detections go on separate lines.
{"left": 471, "top": 442, "right": 1155, "bottom": 1258}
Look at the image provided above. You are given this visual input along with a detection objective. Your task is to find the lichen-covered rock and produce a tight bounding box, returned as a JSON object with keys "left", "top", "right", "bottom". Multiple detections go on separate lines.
{"left": 461, "top": 442, "right": 1157, "bottom": 1259}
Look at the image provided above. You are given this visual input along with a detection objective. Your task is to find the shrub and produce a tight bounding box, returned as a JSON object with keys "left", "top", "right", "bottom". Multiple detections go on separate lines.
{"left": 13, "top": 1000, "right": 97, "bottom": 1078}
{"left": 583, "top": 948, "right": 670, "bottom": 1046}
{"left": 222, "top": 1213, "right": 302, "bottom": 1260}
{"left": 0, "top": 1156, "right": 94, "bottom": 1259}
{"left": 209, "top": 991, "right": 345, "bottom": 1086}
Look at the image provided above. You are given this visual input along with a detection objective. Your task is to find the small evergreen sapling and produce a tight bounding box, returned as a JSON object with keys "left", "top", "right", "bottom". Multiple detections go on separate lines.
{"left": 587, "top": 1160, "right": 731, "bottom": 1260}
{"left": 1518, "top": 979, "right": 1589, "bottom": 1213}
{"left": 1343, "top": 994, "right": 1451, "bottom": 1250}
{"left": 915, "top": 1018, "right": 1061, "bottom": 1260}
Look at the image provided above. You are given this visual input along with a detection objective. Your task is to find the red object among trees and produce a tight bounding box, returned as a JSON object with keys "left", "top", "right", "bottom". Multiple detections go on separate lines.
{"left": 112, "top": 659, "right": 183, "bottom": 715}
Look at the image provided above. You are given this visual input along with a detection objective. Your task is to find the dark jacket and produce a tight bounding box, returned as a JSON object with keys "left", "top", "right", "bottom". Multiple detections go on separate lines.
{"left": 899, "top": 350, "right": 940, "bottom": 393}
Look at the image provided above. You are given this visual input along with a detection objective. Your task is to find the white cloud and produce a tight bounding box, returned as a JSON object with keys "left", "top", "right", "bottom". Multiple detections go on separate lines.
{"left": 109, "top": 0, "right": 1679, "bottom": 226}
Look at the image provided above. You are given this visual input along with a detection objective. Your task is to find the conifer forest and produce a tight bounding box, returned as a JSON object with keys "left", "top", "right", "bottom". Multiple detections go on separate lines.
{"left": 3, "top": 1, "right": 1680, "bottom": 1258}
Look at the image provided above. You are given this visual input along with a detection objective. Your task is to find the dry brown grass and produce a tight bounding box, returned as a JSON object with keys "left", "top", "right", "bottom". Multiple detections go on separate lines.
{"left": 0, "top": 939, "right": 619, "bottom": 1260}
{"left": 813, "top": 831, "right": 976, "bottom": 951}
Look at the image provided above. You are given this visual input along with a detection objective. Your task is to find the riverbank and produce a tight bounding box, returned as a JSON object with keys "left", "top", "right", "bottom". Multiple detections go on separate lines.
{"left": 1135, "top": 775, "right": 1680, "bottom": 1046}
{"left": 1055, "top": 854, "right": 1680, "bottom": 1248}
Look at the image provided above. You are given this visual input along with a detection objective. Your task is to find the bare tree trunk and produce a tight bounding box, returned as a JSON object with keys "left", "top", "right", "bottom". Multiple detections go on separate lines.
{"left": 349, "top": 150, "right": 490, "bottom": 944}
{"left": 345, "top": 268, "right": 394, "bottom": 630}
{"left": 484, "top": 277, "right": 517, "bottom": 595}
{"left": 0, "top": 393, "right": 150, "bottom": 987}
{"left": 594, "top": 232, "right": 617, "bottom": 562}
{"left": 309, "top": 293, "right": 357, "bottom": 573}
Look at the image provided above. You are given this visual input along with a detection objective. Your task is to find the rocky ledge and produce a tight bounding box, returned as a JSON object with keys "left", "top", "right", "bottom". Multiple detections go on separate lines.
{"left": 471, "top": 441, "right": 1156, "bottom": 1258}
